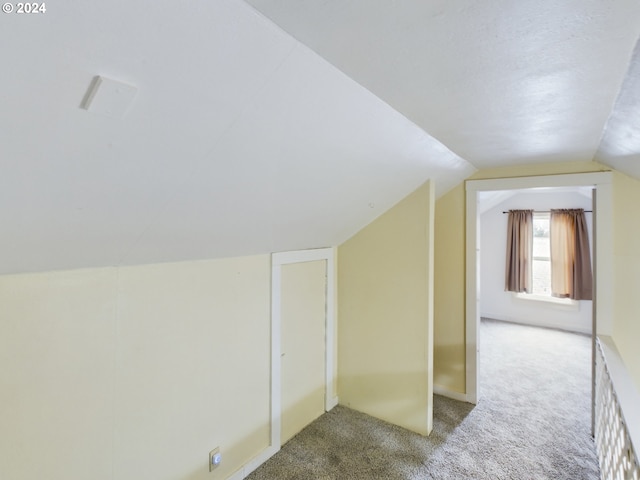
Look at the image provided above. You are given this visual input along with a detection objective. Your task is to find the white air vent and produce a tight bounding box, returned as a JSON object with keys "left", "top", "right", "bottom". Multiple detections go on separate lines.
{"left": 81, "top": 75, "right": 138, "bottom": 118}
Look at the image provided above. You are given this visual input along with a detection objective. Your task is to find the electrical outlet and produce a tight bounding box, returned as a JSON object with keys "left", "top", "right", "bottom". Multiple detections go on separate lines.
{"left": 209, "top": 447, "right": 221, "bottom": 472}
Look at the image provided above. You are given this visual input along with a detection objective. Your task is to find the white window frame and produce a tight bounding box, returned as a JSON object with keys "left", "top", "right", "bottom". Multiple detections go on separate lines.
{"left": 513, "top": 291, "right": 579, "bottom": 308}
{"left": 514, "top": 211, "right": 578, "bottom": 307}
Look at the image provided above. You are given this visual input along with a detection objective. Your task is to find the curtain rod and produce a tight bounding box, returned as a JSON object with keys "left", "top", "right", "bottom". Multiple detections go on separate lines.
{"left": 502, "top": 210, "right": 593, "bottom": 214}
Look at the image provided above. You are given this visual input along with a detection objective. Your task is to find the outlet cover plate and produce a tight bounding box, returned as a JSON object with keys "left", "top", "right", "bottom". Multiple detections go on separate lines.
{"left": 209, "top": 447, "right": 220, "bottom": 472}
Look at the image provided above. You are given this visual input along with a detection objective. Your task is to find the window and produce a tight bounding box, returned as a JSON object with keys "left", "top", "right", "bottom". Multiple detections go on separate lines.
{"left": 514, "top": 211, "right": 578, "bottom": 306}
{"left": 531, "top": 213, "right": 550, "bottom": 296}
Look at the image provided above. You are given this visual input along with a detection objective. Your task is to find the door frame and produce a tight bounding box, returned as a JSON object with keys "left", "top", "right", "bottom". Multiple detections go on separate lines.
{"left": 270, "top": 247, "right": 338, "bottom": 449}
{"left": 465, "top": 172, "right": 613, "bottom": 403}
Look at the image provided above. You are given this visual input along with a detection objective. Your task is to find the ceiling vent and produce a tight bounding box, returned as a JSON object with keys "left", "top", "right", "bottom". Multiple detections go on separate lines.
{"left": 81, "top": 75, "right": 138, "bottom": 118}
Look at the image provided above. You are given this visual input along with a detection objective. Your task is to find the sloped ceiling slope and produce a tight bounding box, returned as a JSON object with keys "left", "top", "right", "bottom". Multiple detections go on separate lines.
{"left": 0, "top": 1, "right": 474, "bottom": 274}
{"left": 595, "top": 37, "right": 640, "bottom": 178}
{"left": 246, "top": 0, "right": 640, "bottom": 171}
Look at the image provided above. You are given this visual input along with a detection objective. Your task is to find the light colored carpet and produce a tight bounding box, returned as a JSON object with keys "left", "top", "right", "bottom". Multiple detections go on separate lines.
{"left": 247, "top": 319, "right": 599, "bottom": 479}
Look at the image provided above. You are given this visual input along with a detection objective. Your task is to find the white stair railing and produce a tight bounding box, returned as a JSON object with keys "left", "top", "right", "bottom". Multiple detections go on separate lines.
{"left": 595, "top": 337, "right": 640, "bottom": 480}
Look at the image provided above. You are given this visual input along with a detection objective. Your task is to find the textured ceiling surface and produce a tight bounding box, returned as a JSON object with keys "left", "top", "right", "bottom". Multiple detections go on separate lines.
{"left": 246, "top": 0, "right": 640, "bottom": 168}
{"left": 2, "top": 0, "right": 639, "bottom": 274}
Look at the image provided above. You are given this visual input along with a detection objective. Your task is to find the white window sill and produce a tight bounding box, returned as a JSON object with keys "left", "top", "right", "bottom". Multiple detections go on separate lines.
{"left": 513, "top": 292, "right": 579, "bottom": 309}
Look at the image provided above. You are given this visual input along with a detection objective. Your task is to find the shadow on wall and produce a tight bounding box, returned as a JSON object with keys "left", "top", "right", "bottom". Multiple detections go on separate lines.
{"left": 338, "top": 371, "right": 437, "bottom": 436}
{"left": 433, "top": 343, "right": 466, "bottom": 393}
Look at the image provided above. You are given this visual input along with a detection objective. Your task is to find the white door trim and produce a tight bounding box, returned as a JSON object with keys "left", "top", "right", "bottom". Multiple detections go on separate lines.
{"left": 465, "top": 171, "right": 613, "bottom": 404}
{"left": 270, "top": 247, "right": 338, "bottom": 449}
{"left": 227, "top": 247, "right": 338, "bottom": 480}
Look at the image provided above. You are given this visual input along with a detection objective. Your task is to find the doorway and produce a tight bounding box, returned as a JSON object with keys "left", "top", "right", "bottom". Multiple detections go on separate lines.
{"left": 477, "top": 186, "right": 594, "bottom": 333}
{"left": 270, "top": 248, "right": 338, "bottom": 449}
{"left": 465, "top": 172, "right": 613, "bottom": 405}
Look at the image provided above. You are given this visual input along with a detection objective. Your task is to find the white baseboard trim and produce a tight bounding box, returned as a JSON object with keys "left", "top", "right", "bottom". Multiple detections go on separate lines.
{"left": 481, "top": 313, "right": 591, "bottom": 335}
{"left": 227, "top": 445, "right": 279, "bottom": 480}
{"left": 327, "top": 396, "right": 339, "bottom": 411}
{"left": 433, "top": 385, "right": 469, "bottom": 403}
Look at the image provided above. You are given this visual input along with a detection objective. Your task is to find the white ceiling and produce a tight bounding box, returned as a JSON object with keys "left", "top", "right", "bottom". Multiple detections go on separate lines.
{"left": 246, "top": 0, "right": 640, "bottom": 167}
{"left": 2, "top": 0, "right": 640, "bottom": 274}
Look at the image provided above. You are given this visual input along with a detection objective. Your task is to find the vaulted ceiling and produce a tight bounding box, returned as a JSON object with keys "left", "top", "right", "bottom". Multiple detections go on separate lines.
{"left": 2, "top": 1, "right": 639, "bottom": 274}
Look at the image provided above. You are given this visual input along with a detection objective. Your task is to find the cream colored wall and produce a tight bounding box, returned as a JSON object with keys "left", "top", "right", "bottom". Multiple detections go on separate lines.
{"left": 434, "top": 183, "right": 466, "bottom": 394}
{"left": 280, "top": 260, "right": 327, "bottom": 443}
{"left": 338, "top": 180, "right": 434, "bottom": 436}
{"left": 612, "top": 171, "right": 640, "bottom": 389}
{"left": 0, "top": 255, "right": 271, "bottom": 480}
{"left": 433, "top": 161, "right": 610, "bottom": 395}
{"left": 0, "top": 268, "right": 117, "bottom": 480}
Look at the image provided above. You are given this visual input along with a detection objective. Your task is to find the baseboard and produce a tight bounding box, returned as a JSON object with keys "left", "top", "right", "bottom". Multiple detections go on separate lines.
{"left": 327, "top": 396, "right": 339, "bottom": 411}
{"left": 433, "top": 384, "right": 469, "bottom": 403}
{"left": 227, "top": 444, "right": 279, "bottom": 480}
{"left": 481, "top": 314, "right": 591, "bottom": 335}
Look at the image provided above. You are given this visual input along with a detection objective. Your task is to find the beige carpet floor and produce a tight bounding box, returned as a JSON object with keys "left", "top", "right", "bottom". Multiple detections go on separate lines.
{"left": 247, "top": 319, "right": 599, "bottom": 479}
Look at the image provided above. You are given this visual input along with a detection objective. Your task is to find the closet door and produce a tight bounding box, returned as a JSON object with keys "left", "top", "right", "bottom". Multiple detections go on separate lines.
{"left": 280, "top": 260, "right": 327, "bottom": 444}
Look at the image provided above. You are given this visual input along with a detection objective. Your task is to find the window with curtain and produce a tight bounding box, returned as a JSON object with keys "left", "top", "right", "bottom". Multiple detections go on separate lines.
{"left": 505, "top": 208, "right": 592, "bottom": 301}
{"left": 550, "top": 209, "right": 593, "bottom": 300}
{"left": 505, "top": 210, "right": 533, "bottom": 293}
